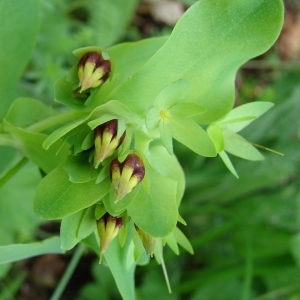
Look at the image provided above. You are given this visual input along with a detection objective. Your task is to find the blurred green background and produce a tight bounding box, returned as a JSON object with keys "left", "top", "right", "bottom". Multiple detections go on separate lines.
{"left": 0, "top": 0, "right": 300, "bottom": 299}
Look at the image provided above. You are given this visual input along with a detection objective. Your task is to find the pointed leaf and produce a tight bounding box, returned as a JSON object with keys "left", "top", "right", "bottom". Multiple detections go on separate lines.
{"left": 219, "top": 150, "right": 239, "bottom": 178}
{"left": 217, "top": 101, "right": 274, "bottom": 132}
{"left": 224, "top": 131, "right": 264, "bottom": 161}
{"left": 33, "top": 165, "right": 110, "bottom": 219}
{"left": 127, "top": 170, "right": 178, "bottom": 238}
{"left": 170, "top": 118, "right": 216, "bottom": 157}
{"left": 0, "top": 237, "right": 63, "bottom": 264}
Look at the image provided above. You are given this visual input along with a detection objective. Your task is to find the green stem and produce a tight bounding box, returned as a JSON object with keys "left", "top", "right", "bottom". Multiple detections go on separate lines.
{"left": 0, "top": 158, "right": 28, "bottom": 188}
{"left": 50, "top": 243, "right": 85, "bottom": 300}
{"left": 26, "top": 110, "right": 86, "bottom": 133}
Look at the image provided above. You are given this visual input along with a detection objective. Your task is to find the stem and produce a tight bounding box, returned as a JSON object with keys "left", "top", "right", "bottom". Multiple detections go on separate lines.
{"left": 26, "top": 110, "right": 86, "bottom": 133}
{"left": 50, "top": 243, "right": 85, "bottom": 300}
{"left": 0, "top": 158, "right": 28, "bottom": 188}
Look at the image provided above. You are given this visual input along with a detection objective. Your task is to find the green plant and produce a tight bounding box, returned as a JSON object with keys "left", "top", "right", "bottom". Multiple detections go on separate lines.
{"left": 0, "top": 1, "right": 286, "bottom": 299}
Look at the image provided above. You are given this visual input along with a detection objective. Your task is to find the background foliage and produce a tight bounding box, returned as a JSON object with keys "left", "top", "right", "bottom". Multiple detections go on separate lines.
{"left": 0, "top": 0, "right": 299, "bottom": 299}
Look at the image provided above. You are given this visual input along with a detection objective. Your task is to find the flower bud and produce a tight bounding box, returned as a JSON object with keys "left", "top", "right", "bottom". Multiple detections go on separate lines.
{"left": 110, "top": 153, "right": 145, "bottom": 201}
{"left": 97, "top": 213, "right": 123, "bottom": 263}
{"left": 77, "top": 51, "right": 111, "bottom": 93}
{"left": 94, "top": 120, "right": 126, "bottom": 169}
{"left": 135, "top": 226, "right": 156, "bottom": 257}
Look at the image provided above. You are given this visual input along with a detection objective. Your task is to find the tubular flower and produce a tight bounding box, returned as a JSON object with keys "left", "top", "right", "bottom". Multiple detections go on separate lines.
{"left": 77, "top": 51, "right": 111, "bottom": 93}
{"left": 110, "top": 153, "right": 145, "bottom": 201}
{"left": 135, "top": 225, "right": 156, "bottom": 257}
{"left": 97, "top": 213, "right": 123, "bottom": 262}
{"left": 94, "top": 120, "right": 126, "bottom": 169}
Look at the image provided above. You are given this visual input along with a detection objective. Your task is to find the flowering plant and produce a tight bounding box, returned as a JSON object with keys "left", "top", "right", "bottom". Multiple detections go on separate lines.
{"left": 0, "top": 0, "right": 284, "bottom": 298}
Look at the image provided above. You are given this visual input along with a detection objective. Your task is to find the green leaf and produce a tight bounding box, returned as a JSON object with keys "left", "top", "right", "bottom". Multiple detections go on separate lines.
{"left": 60, "top": 210, "right": 83, "bottom": 251}
{"left": 43, "top": 117, "right": 88, "bottom": 150}
{"left": 153, "top": 79, "right": 190, "bottom": 109}
{"left": 0, "top": 0, "right": 40, "bottom": 120}
{"left": 2, "top": 120, "right": 70, "bottom": 173}
{"left": 219, "top": 150, "right": 239, "bottom": 178}
{"left": 64, "top": 153, "right": 98, "bottom": 183}
{"left": 223, "top": 131, "right": 264, "bottom": 161}
{"left": 33, "top": 165, "right": 110, "bottom": 219}
{"left": 4, "top": 98, "right": 57, "bottom": 129}
{"left": 77, "top": 206, "right": 97, "bottom": 240}
{"left": 103, "top": 230, "right": 136, "bottom": 300}
{"left": 127, "top": 170, "right": 178, "bottom": 238}
{"left": 170, "top": 102, "right": 206, "bottom": 118}
{"left": 170, "top": 117, "right": 216, "bottom": 157}
{"left": 0, "top": 237, "right": 63, "bottom": 264}
{"left": 0, "top": 162, "right": 42, "bottom": 247}
{"left": 207, "top": 124, "right": 224, "bottom": 153}
{"left": 174, "top": 227, "right": 194, "bottom": 254}
{"left": 159, "top": 121, "right": 173, "bottom": 155}
{"left": 107, "top": 36, "right": 167, "bottom": 87}
{"left": 165, "top": 233, "right": 179, "bottom": 255}
{"left": 147, "top": 143, "right": 185, "bottom": 205}
{"left": 108, "top": 0, "right": 283, "bottom": 123}
{"left": 216, "top": 102, "right": 274, "bottom": 132}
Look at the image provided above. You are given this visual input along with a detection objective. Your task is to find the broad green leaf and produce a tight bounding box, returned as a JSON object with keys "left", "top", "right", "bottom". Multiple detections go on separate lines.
{"left": 2, "top": 120, "right": 70, "bottom": 173}
{"left": 207, "top": 124, "right": 224, "bottom": 153}
{"left": 33, "top": 165, "right": 110, "bottom": 219}
{"left": 170, "top": 117, "right": 216, "bottom": 157}
{"left": 174, "top": 227, "right": 194, "bottom": 254}
{"left": 147, "top": 143, "right": 185, "bottom": 205}
{"left": 43, "top": 117, "right": 88, "bottom": 150}
{"left": 219, "top": 150, "right": 239, "bottom": 178}
{"left": 107, "top": 36, "right": 167, "bottom": 87}
{"left": 108, "top": 0, "right": 283, "bottom": 123}
{"left": 0, "top": 0, "right": 40, "bottom": 120}
{"left": 64, "top": 153, "right": 98, "bottom": 183}
{"left": 0, "top": 237, "right": 63, "bottom": 264}
{"left": 216, "top": 102, "right": 274, "bottom": 132}
{"left": 4, "top": 98, "right": 57, "bottom": 129}
{"left": 223, "top": 131, "right": 264, "bottom": 161}
{"left": 77, "top": 206, "right": 97, "bottom": 240}
{"left": 0, "top": 162, "right": 42, "bottom": 247}
{"left": 73, "top": 124, "right": 91, "bottom": 155}
{"left": 127, "top": 170, "right": 178, "bottom": 238}
{"left": 60, "top": 210, "right": 83, "bottom": 251}
{"left": 103, "top": 230, "right": 136, "bottom": 300}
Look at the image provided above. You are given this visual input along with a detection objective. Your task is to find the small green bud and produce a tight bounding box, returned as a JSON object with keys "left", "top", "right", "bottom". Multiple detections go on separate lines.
{"left": 77, "top": 51, "right": 111, "bottom": 93}
{"left": 97, "top": 213, "right": 123, "bottom": 263}
{"left": 94, "top": 120, "right": 126, "bottom": 169}
{"left": 135, "top": 225, "right": 156, "bottom": 257}
{"left": 110, "top": 153, "right": 145, "bottom": 201}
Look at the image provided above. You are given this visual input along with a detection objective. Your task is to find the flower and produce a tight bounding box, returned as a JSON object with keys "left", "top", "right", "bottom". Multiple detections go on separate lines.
{"left": 77, "top": 51, "right": 111, "bottom": 93}
{"left": 97, "top": 213, "right": 123, "bottom": 262}
{"left": 110, "top": 153, "right": 145, "bottom": 201}
{"left": 135, "top": 226, "right": 156, "bottom": 256}
{"left": 94, "top": 120, "right": 126, "bottom": 168}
